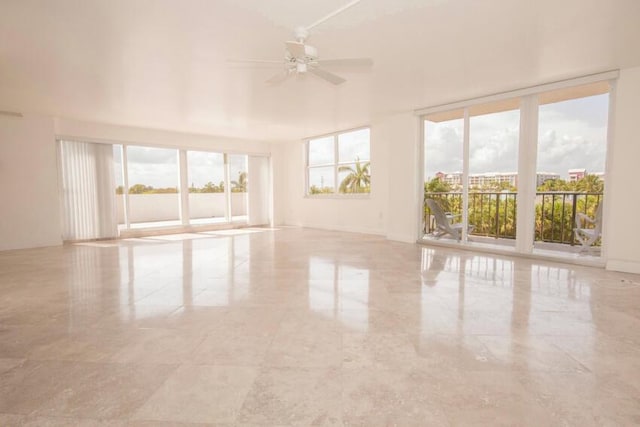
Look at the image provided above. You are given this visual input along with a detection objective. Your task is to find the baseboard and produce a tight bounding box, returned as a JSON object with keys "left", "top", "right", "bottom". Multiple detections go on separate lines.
{"left": 606, "top": 259, "right": 640, "bottom": 274}
{"left": 385, "top": 233, "right": 417, "bottom": 244}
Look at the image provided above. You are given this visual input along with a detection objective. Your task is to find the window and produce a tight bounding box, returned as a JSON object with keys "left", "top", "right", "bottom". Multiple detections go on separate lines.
{"left": 103, "top": 144, "right": 270, "bottom": 231}
{"left": 126, "top": 146, "right": 180, "bottom": 228}
{"left": 421, "top": 74, "right": 613, "bottom": 259}
{"left": 306, "top": 128, "right": 371, "bottom": 195}
{"left": 187, "top": 151, "right": 227, "bottom": 225}
{"left": 228, "top": 154, "right": 248, "bottom": 221}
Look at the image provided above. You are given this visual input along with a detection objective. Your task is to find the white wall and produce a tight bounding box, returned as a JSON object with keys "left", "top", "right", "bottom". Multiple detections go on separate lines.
{"left": 382, "top": 112, "right": 420, "bottom": 243}
{"left": 282, "top": 123, "right": 390, "bottom": 236}
{"left": 270, "top": 143, "right": 288, "bottom": 226}
{"left": 0, "top": 114, "right": 62, "bottom": 250}
{"left": 605, "top": 66, "right": 640, "bottom": 273}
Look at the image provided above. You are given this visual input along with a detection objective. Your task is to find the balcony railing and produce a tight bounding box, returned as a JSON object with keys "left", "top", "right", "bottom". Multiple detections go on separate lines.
{"left": 424, "top": 191, "right": 603, "bottom": 245}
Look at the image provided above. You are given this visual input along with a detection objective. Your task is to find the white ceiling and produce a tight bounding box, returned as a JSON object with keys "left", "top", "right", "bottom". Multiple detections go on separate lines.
{"left": 1, "top": 0, "right": 639, "bottom": 141}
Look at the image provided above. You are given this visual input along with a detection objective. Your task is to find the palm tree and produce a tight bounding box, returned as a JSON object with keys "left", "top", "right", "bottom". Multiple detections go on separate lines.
{"left": 202, "top": 181, "right": 222, "bottom": 193}
{"left": 231, "top": 171, "right": 248, "bottom": 192}
{"left": 425, "top": 177, "right": 452, "bottom": 193}
{"left": 575, "top": 174, "right": 604, "bottom": 193}
{"left": 537, "top": 178, "right": 570, "bottom": 192}
{"left": 339, "top": 159, "right": 370, "bottom": 193}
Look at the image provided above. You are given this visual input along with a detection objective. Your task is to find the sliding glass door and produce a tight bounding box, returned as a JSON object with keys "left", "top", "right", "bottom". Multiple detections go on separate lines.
{"left": 423, "top": 98, "right": 521, "bottom": 250}
{"left": 60, "top": 138, "right": 272, "bottom": 240}
{"left": 126, "top": 146, "right": 181, "bottom": 229}
{"left": 534, "top": 83, "right": 609, "bottom": 254}
{"left": 229, "top": 154, "right": 248, "bottom": 222}
{"left": 187, "top": 151, "right": 227, "bottom": 225}
{"left": 422, "top": 77, "right": 613, "bottom": 259}
{"left": 467, "top": 101, "right": 520, "bottom": 248}
{"left": 423, "top": 111, "right": 464, "bottom": 237}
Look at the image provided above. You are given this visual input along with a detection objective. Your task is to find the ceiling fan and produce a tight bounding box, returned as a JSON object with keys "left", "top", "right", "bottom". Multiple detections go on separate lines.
{"left": 230, "top": 0, "right": 373, "bottom": 85}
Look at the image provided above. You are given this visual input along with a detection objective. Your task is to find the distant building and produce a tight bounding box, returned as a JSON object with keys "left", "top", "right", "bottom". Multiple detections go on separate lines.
{"left": 536, "top": 172, "right": 561, "bottom": 186}
{"left": 568, "top": 168, "right": 587, "bottom": 182}
{"left": 434, "top": 171, "right": 560, "bottom": 189}
{"left": 468, "top": 172, "right": 518, "bottom": 188}
{"left": 436, "top": 171, "right": 463, "bottom": 187}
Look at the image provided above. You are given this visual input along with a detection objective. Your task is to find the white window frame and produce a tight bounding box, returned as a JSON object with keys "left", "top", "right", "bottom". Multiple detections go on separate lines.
{"left": 305, "top": 126, "right": 371, "bottom": 198}
{"left": 56, "top": 136, "right": 265, "bottom": 232}
{"left": 417, "top": 70, "right": 618, "bottom": 259}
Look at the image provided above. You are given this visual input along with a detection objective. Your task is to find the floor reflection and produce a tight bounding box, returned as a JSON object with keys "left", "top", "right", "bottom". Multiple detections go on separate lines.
{"left": 1, "top": 228, "right": 640, "bottom": 424}
{"left": 307, "top": 256, "right": 370, "bottom": 330}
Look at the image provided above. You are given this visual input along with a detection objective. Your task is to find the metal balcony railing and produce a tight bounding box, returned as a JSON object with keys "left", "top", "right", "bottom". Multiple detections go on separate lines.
{"left": 424, "top": 191, "right": 603, "bottom": 245}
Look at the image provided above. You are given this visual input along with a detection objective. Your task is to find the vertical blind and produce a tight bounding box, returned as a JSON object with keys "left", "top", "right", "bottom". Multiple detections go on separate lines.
{"left": 59, "top": 140, "right": 117, "bottom": 240}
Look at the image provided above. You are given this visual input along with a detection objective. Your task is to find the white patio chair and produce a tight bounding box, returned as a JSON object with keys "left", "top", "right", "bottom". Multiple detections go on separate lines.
{"left": 426, "top": 198, "right": 474, "bottom": 241}
{"left": 574, "top": 203, "right": 603, "bottom": 253}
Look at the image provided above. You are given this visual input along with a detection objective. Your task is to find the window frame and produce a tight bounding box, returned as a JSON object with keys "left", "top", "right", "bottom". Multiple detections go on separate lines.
{"left": 305, "top": 126, "right": 371, "bottom": 198}
{"left": 110, "top": 142, "right": 252, "bottom": 231}
{"left": 417, "top": 71, "right": 617, "bottom": 259}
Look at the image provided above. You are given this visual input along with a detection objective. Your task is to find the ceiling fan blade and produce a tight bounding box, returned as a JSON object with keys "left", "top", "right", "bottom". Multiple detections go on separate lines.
{"left": 266, "top": 70, "right": 291, "bottom": 85}
{"left": 319, "top": 58, "right": 373, "bottom": 67}
{"left": 285, "top": 41, "right": 306, "bottom": 58}
{"left": 308, "top": 66, "right": 346, "bottom": 85}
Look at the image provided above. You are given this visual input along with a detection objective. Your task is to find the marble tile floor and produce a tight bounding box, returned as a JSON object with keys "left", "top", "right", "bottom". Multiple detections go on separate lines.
{"left": 1, "top": 227, "right": 639, "bottom": 426}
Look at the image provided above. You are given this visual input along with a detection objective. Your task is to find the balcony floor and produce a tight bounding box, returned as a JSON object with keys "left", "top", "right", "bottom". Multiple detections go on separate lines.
{"left": 422, "top": 234, "right": 602, "bottom": 264}
{"left": 119, "top": 216, "right": 249, "bottom": 231}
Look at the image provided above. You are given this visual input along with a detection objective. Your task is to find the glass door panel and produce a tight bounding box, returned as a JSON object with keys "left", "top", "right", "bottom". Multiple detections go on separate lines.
{"left": 126, "top": 146, "right": 180, "bottom": 228}
{"left": 535, "top": 84, "right": 609, "bottom": 256}
{"left": 229, "top": 154, "right": 248, "bottom": 222}
{"left": 187, "top": 151, "right": 227, "bottom": 225}
{"left": 468, "top": 102, "right": 520, "bottom": 248}
{"left": 423, "top": 110, "right": 464, "bottom": 239}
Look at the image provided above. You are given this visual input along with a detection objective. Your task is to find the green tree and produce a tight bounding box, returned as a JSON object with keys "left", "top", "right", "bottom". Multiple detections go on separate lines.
{"left": 189, "top": 182, "right": 200, "bottom": 193}
{"left": 537, "top": 178, "right": 570, "bottom": 192}
{"left": 152, "top": 187, "right": 178, "bottom": 194}
{"left": 575, "top": 174, "right": 604, "bottom": 193}
{"left": 338, "top": 159, "right": 371, "bottom": 193}
{"left": 309, "top": 185, "right": 333, "bottom": 194}
{"left": 128, "top": 183, "right": 152, "bottom": 194}
{"left": 115, "top": 185, "right": 124, "bottom": 195}
{"left": 128, "top": 184, "right": 178, "bottom": 194}
{"left": 231, "top": 172, "right": 247, "bottom": 193}
{"left": 201, "top": 181, "right": 222, "bottom": 193}
{"left": 494, "top": 181, "right": 517, "bottom": 192}
{"left": 425, "top": 177, "right": 451, "bottom": 193}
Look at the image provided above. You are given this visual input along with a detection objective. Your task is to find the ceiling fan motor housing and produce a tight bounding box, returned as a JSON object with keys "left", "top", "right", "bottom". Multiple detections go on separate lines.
{"left": 303, "top": 44, "right": 318, "bottom": 60}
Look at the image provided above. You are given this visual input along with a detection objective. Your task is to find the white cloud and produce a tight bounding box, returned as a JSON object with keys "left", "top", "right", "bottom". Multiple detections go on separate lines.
{"left": 424, "top": 94, "right": 609, "bottom": 180}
